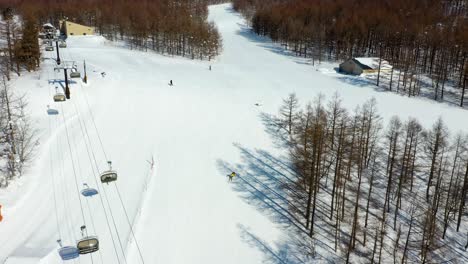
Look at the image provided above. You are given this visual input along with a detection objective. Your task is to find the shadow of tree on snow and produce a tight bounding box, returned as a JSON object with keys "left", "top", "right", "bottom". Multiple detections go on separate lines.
{"left": 216, "top": 143, "right": 344, "bottom": 263}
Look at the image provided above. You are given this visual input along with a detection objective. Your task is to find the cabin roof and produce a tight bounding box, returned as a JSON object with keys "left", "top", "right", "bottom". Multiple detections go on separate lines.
{"left": 353, "top": 57, "right": 392, "bottom": 70}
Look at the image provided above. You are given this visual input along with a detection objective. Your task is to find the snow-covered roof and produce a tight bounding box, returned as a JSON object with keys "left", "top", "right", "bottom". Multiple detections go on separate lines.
{"left": 43, "top": 23, "right": 55, "bottom": 29}
{"left": 354, "top": 57, "right": 392, "bottom": 70}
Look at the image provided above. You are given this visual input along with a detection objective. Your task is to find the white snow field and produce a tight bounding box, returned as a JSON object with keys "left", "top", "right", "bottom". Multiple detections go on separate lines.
{"left": 1, "top": 3, "right": 467, "bottom": 264}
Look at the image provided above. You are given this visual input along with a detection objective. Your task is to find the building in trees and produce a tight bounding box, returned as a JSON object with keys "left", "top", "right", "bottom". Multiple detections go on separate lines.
{"left": 60, "top": 20, "right": 94, "bottom": 36}
{"left": 339, "top": 58, "right": 392, "bottom": 75}
{"left": 2, "top": 0, "right": 221, "bottom": 61}
{"left": 40, "top": 23, "right": 56, "bottom": 39}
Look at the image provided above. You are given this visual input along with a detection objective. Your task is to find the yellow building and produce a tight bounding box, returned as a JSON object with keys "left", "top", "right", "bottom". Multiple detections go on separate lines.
{"left": 60, "top": 20, "right": 94, "bottom": 36}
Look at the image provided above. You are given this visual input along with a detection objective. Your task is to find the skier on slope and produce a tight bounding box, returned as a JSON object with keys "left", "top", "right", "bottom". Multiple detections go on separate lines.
{"left": 227, "top": 172, "right": 236, "bottom": 182}
{"left": 169, "top": 80, "right": 173, "bottom": 86}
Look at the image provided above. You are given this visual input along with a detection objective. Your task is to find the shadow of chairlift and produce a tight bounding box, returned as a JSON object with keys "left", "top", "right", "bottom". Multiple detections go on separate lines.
{"left": 81, "top": 183, "right": 98, "bottom": 197}
{"left": 100, "top": 161, "right": 118, "bottom": 184}
{"left": 46, "top": 105, "right": 59, "bottom": 115}
{"left": 77, "top": 226, "right": 99, "bottom": 255}
{"left": 57, "top": 239, "right": 79, "bottom": 260}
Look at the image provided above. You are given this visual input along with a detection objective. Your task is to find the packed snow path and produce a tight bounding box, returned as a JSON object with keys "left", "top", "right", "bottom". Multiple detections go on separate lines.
{"left": 1, "top": 3, "right": 467, "bottom": 264}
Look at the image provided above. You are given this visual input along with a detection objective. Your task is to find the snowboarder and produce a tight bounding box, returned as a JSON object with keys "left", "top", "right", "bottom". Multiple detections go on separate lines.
{"left": 101, "top": 72, "right": 106, "bottom": 77}
{"left": 169, "top": 80, "right": 173, "bottom": 86}
{"left": 227, "top": 172, "right": 236, "bottom": 182}
{"left": 209, "top": 65, "right": 212, "bottom": 71}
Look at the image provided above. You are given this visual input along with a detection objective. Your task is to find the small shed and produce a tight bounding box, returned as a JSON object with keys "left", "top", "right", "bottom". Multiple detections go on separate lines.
{"left": 339, "top": 57, "right": 392, "bottom": 75}
{"left": 42, "top": 23, "right": 55, "bottom": 31}
{"left": 41, "top": 23, "right": 56, "bottom": 39}
{"left": 60, "top": 20, "right": 94, "bottom": 36}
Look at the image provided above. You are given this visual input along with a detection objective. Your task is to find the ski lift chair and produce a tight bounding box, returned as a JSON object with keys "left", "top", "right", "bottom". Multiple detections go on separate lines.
{"left": 77, "top": 226, "right": 99, "bottom": 254}
{"left": 57, "top": 240, "right": 79, "bottom": 260}
{"left": 53, "top": 87, "right": 66, "bottom": 102}
{"left": 100, "top": 161, "right": 117, "bottom": 184}
{"left": 45, "top": 45, "right": 54, "bottom": 51}
{"left": 53, "top": 93, "right": 66, "bottom": 102}
{"left": 59, "top": 41, "right": 67, "bottom": 48}
{"left": 77, "top": 237, "right": 99, "bottom": 254}
{"left": 100, "top": 171, "right": 117, "bottom": 184}
{"left": 70, "top": 69, "right": 81, "bottom": 79}
{"left": 70, "top": 71, "right": 81, "bottom": 78}
{"left": 81, "top": 183, "right": 98, "bottom": 197}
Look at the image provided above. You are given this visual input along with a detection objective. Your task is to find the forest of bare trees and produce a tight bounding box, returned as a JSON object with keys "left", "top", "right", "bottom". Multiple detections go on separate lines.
{"left": 1, "top": 0, "right": 222, "bottom": 62}
{"left": 0, "top": 5, "right": 49, "bottom": 186}
{"left": 1, "top": 7, "right": 40, "bottom": 81}
{"left": 233, "top": 0, "right": 468, "bottom": 107}
{"left": 257, "top": 93, "right": 468, "bottom": 262}
{"left": 0, "top": 77, "right": 37, "bottom": 187}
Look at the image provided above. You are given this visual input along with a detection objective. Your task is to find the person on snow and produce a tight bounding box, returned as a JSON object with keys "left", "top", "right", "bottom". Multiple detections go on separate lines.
{"left": 227, "top": 171, "right": 236, "bottom": 182}
{"left": 169, "top": 80, "right": 173, "bottom": 86}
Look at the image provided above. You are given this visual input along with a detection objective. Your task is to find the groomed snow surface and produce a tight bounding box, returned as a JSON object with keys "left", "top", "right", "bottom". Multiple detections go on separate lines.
{"left": 1, "top": 3, "right": 467, "bottom": 264}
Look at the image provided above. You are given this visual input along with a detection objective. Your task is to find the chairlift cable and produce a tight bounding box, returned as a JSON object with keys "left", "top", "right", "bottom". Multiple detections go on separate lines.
{"left": 46, "top": 60, "right": 65, "bottom": 264}
{"left": 54, "top": 114, "right": 76, "bottom": 243}
{"left": 74, "top": 61, "right": 108, "bottom": 162}
{"left": 68, "top": 122, "right": 99, "bottom": 264}
{"left": 75, "top": 62, "right": 146, "bottom": 264}
{"left": 54, "top": 117, "right": 81, "bottom": 264}
{"left": 48, "top": 108, "right": 63, "bottom": 240}
{"left": 59, "top": 103, "right": 94, "bottom": 264}
{"left": 83, "top": 194, "right": 103, "bottom": 263}
{"left": 57, "top": 114, "right": 92, "bottom": 263}
{"left": 56, "top": 123, "right": 79, "bottom": 244}
{"left": 47, "top": 70, "right": 70, "bottom": 263}
{"left": 66, "top": 41, "right": 143, "bottom": 264}
{"left": 79, "top": 77, "right": 146, "bottom": 263}
{"left": 113, "top": 183, "right": 146, "bottom": 264}
{"left": 82, "top": 160, "right": 123, "bottom": 264}
{"left": 47, "top": 59, "right": 74, "bottom": 245}
{"left": 63, "top": 71, "right": 124, "bottom": 264}
{"left": 102, "top": 182, "right": 128, "bottom": 263}
{"left": 57, "top": 48, "right": 116, "bottom": 264}
{"left": 61, "top": 48, "right": 123, "bottom": 264}
{"left": 71, "top": 98, "right": 117, "bottom": 264}
{"left": 69, "top": 118, "right": 99, "bottom": 227}
{"left": 61, "top": 42, "right": 108, "bottom": 161}
{"left": 49, "top": 59, "right": 81, "bottom": 262}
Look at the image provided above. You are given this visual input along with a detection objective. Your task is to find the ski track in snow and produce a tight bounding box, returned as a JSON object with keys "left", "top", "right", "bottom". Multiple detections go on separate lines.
{"left": 0, "top": 3, "right": 467, "bottom": 264}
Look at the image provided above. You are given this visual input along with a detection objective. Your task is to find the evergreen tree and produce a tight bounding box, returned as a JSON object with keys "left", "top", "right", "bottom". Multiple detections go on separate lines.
{"left": 19, "top": 14, "right": 40, "bottom": 71}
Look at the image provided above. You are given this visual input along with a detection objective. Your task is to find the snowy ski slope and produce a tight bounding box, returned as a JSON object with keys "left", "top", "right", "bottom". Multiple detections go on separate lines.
{"left": 1, "top": 3, "right": 467, "bottom": 264}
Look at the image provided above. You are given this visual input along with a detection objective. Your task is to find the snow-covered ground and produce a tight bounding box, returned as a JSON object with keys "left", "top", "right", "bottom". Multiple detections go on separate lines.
{"left": 0, "top": 3, "right": 467, "bottom": 264}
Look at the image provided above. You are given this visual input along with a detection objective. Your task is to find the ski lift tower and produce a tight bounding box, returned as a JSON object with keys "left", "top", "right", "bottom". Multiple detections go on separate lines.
{"left": 54, "top": 61, "right": 77, "bottom": 99}
{"left": 52, "top": 37, "right": 62, "bottom": 65}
